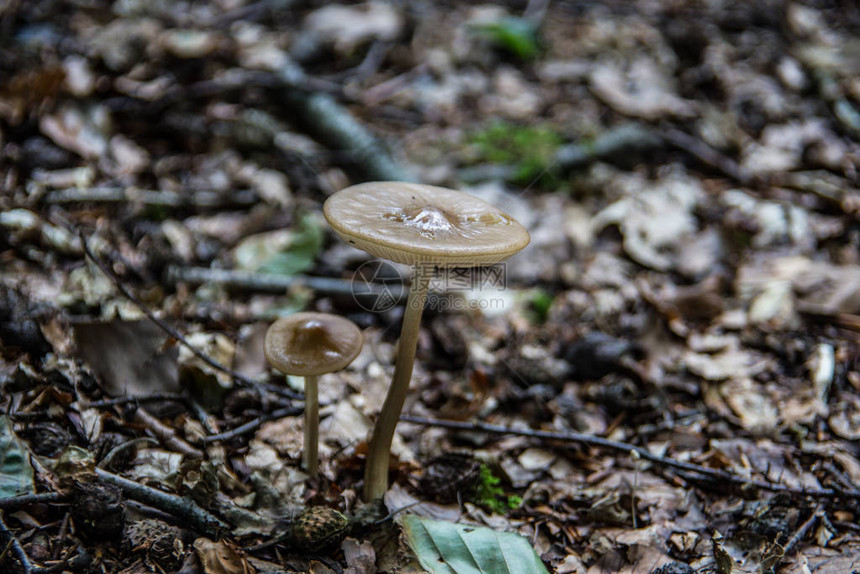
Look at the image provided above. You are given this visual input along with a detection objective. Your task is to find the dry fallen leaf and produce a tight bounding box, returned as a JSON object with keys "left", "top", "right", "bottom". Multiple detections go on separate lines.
{"left": 342, "top": 537, "right": 376, "bottom": 574}
{"left": 72, "top": 319, "right": 180, "bottom": 397}
{"left": 303, "top": 2, "right": 403, "bottom": 54}
{"left": 590, "top": 56, "right": 696, "bottom": 120}
{"left": 592, "top": 172, "right": 703, "bottom": 271}
{"left": 39, "top": 103, "right": 111, "bottom": 159}
{"left": 193, "top": 538, "right": 254, "bottom": 574}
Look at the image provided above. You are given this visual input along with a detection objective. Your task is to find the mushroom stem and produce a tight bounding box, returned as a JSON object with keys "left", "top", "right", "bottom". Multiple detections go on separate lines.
{"left": 363, "top": 265, "right": 431, "bottom": 501}
{"left": 303, "top": 375, "right": 320, "bottom": 479}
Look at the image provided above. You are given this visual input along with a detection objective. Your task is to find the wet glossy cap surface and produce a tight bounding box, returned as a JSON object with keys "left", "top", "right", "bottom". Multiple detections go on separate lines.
{"left": 324, "top": 182, "right": 530, "bottom": 267}
{"left": 264, "top": 312, "right": 362, "bottom": 376}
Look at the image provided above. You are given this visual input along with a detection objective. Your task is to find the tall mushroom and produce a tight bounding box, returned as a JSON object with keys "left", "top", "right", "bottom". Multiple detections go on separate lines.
{"left": 264, "top": 312, "right": 362, "bottom": 479}
{"left": 324, "top": 181, "right": 530, "bottom": 500}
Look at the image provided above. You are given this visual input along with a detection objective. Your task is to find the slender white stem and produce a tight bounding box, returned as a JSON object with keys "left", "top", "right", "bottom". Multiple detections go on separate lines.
{"left": 363, "top": 264, "right": 431, "bottom": 500}
{"left": 303, "top": 375, "right": 320, "bottom": 479}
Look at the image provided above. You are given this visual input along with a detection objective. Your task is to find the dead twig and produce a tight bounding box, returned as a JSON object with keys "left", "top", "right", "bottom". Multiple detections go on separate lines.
{"left": 659, "top": 126, "right": 754, "bottom": 186}
{"left": 0, "top": 510, "right": 34, "bottom": 573}
{"left": 51, "top": 513, "right": 70, "bottom": 561}
{"left": 81, "top": 392, "right": 188, "bottom": 409}
{"left": 95, "top": 469, "right": 228, "bottom": 537}
{"left": 554, "top": 123, "right": 664, "bottom": 173}
{"left": 0, "top": 493, "right": 63, "bottom": 511}
{"left": 133, "top": 407, "right": 203, "bottom": 458}
{"left": 98, "top": 437, "right": 158, "bottom": 469}
{"left": 401, "top": 416, "right": 860, "bottom": 501}
{"left": 79, "top": 232, "right": 302, "bottom": 401}
{"left": 554, "top": 123, "right": 754, "bottom": 187}
{"left": 202, "top": 405, "right": 303, "bottom": 444}
{"left": 783, "top": 503, "right": 824, "bottom": 558}
{"left": 798, "top": 305, "right": 860, "bottom": 335}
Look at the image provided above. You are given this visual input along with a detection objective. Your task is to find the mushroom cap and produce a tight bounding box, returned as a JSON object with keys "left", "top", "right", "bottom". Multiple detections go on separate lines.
{"left": 265, "top": 312, "right": 362, "bottom": 377}
{"left": 324, "top": 182, "right": 530, "bottom": 267}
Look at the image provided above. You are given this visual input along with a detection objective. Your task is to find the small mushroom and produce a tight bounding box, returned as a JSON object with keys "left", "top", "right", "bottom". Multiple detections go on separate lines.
{"left": 324, "top": 181, "right": 530, "bottom": 500}
{"left": 264, "top": 312, "right": 362, "bottom": 479}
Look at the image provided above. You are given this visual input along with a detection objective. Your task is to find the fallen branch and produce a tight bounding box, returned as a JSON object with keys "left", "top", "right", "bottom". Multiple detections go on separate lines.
{"left": 95, "top": 469, "right": 228, "bottom": 537}
{"left": 401, "top": 416, "right": 860, "bottom": 501}
{"left": 554, "top": 123, "right": 754, "bottom": 186}
{"left": 276, "top": 59, "right": 416, "bottom": 182}
{"left": 0, "top": 493, "right": 63, "bottom": 511}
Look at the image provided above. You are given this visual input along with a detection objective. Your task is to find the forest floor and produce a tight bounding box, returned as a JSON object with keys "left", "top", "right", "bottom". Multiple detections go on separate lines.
{"left": 2, "top": 1, "right": 860, "bottom": 573}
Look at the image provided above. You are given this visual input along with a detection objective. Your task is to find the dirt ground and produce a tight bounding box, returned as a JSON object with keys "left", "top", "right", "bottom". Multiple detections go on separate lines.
{"left": 2, "top": 1, "right": 860, "bottom": 572}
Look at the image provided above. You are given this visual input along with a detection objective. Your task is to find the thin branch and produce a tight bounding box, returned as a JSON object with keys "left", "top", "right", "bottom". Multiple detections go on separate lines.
{"left": 659, "top": 126, "right": 754, "bottom": 186}
{"left": 554, "top": 123, "right": 664, "bottom": 172}
{"left": 202, "top": 406, "right": 303, "bottom": 444}
{"left": 401, "top": 416, "right": 860, "bottom": 501}
{"left": 98, "top": 437, "right": 158, "bottom": 469}
{"left": 95, "top": 469, "right": 228, "bottom": 537}
{"left": 553, "top": 123, "right": 754, "bottom": 187}
{"left": 0, "top": 511, "right": 33, "bottom": 573}
{"left": 783, "top": 503, "right": 823, "bottom": 557}
{"left": 81, "top": 392, "right": 188, "bottom": 409}
{"left": 51, "top": 513, "right": 70, "bottom": 561}
{"left": 79, "top": 232, "right": 302, "bottom": 400}
{"left": 0, "top": 493, "right": 63, "bottom": 511}
{"left": 133, "top": 407, "right": 203, "bottom": 458}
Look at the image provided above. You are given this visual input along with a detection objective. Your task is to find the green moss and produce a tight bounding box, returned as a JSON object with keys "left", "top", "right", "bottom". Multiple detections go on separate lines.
{"left": 472, "top": 17, "right": 542, "bottom": 61}
{"left": 468, "top": 121, "right": 563, "bottom": 188}
{"left": 473, "top": 465, "right": 521, "bottom": 514}
{"left": 527, "top": 289, "right": 554, "bottom": 324}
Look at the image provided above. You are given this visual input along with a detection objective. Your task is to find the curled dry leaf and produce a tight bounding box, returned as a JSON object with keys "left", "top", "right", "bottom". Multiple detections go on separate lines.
{"left": 737, "top": 255, "right": 860, "bottom": 316}
{"left": 303, "top": 2, "right": 403, "bottom": 54}
{"left": 193, "top": 538, "right": 254, "bottom": 574}
{"left": 721, "top": 378, "right": 779, "bottom": 433}
{"left": 39, "top": 103, "right": 111, "bottom": 159}
{"left": 592, "top": 172, "right": 703, "bottom": 271}
{"left": 589, "top": 57, "right": 696, "bottom": 120}
{"left": 684, "top": 334, "right": 771, "bottom": 382}
{"left": 107, "top": 134, "right": 151, "bottom": 177}
{"left": 828, "top": 395, "right": 860, "bottom": 441}
{"left": 179, "top": 332, "right": 236, "bottom": 408}
{"left": 741, "top": 119, "right": 834, "bottom": 173}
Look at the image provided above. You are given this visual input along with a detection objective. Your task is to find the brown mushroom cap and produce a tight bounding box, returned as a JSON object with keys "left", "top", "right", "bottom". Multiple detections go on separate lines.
{"left": 324, "top": 182, "right": 530, "bottom": 267}
{"left": 265, "top": 312, "right": 362, "bottom": 377}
